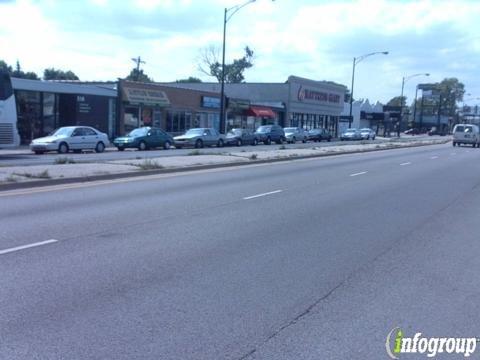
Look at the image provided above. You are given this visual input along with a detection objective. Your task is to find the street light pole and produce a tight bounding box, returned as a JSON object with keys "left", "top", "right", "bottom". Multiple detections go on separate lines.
{"left": 398, "top": 73, "right": 429, "bottom": 136}
{"left": 219, "top": 7, "right": 228, "bottom": 134}
{"left": 348, "top": 51, "right": 389, "bottom": 128}
{"left": 219, "top": 0, "right": 273, "bottom": 134}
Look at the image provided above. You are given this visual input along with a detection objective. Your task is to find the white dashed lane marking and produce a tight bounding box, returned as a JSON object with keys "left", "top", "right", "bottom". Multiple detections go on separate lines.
{"left": 0, "top": 239, "right": 59, "bottom": 256}
{"left": 243, "top": 190, "right": 283, "bottom": 200}
{"left": 350, "top": 172, "right": 368, "bottom": 177}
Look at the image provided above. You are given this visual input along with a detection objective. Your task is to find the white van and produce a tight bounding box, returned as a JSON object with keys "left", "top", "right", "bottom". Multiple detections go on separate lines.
{"left": 452, "top": 124, "right": 480, "bottom": 147}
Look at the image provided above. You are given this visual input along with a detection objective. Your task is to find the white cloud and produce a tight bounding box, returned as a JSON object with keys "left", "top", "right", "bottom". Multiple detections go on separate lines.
{"left": 1, "top": 0, "right": 480, "bottom": 101}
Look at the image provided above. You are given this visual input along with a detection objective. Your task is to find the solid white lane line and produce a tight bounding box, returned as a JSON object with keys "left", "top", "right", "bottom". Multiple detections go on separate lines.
{"left": 0, "top": 239, "right": 58, "bottom": 255}
{"left": 243, "top": 190, "right": 283, "bottom": 200}
{"left": 400, "top": 162, "right": 412, "bottom": 166}
{"left": 431, "top": 156, "right": 439, "bottom": 159}
{"left": 350, "top": 171, "right": 368, "bottom": 177}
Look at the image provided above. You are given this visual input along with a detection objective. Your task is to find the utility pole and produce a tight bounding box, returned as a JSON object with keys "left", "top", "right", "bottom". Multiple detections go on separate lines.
{"left": 131, "top": 56, "right": 146, "bottom": 81}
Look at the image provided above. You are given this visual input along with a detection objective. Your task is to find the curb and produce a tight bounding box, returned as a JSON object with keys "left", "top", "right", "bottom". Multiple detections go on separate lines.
{"left": 0, "top": 140, "right": 450, "bottom": 192}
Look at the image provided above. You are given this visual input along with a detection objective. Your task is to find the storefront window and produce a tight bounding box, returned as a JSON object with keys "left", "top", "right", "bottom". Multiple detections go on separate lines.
{"left": 124, "top": 106, "right": 140, "bottom": 133}
{"left": 16, "top": 90, "right": 42, "bottom": 144}
{"left": 141, "top": 107, "right": 153, "bottom": 126}
{"left": 43, "top": 93, "right": 56, "bottom": 136}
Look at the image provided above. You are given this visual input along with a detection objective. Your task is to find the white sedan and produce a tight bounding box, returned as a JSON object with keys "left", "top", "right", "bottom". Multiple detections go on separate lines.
{"left": 30, "top": 126, "right": 110, "bottom": 154}
{"left": 360, "top": 128, "right": 376, "bottom": 140}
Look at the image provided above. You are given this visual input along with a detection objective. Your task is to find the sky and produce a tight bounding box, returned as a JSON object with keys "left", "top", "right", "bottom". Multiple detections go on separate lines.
{"left": 1, "top": 0, "right": 480, "bottom": 104}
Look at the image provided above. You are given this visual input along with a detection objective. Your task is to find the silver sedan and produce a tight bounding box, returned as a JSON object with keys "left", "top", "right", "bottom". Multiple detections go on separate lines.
{"left": 30, "top": 126, "right": 110, "bottom": 154}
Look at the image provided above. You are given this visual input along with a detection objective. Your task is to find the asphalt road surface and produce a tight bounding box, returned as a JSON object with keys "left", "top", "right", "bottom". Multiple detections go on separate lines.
{"left": 1, "top": 142, "right": 479, "bottom": 359}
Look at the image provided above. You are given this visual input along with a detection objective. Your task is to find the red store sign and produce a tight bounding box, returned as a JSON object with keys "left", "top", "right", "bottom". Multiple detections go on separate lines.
{"left": 298, "top": 86, "right": 341, "bottom": 104}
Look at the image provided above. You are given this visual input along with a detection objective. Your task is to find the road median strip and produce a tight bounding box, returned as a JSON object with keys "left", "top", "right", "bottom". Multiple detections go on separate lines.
{"left": 0, "top": 139, "right": 450, "bottom": 191}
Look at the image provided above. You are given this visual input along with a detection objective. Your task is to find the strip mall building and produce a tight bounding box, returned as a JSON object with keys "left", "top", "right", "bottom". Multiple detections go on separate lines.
{"left": 11, "top": 75, "right": 346, "bottom": 144}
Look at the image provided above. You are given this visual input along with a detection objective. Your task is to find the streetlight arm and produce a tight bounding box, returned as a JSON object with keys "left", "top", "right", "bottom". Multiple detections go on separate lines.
{"left": 354, "top": 51, "right": 389, "bottom": 65}
{"left": 226, "top": 0, "right": 256, "bottom": 22}
{"left": 403, "top": 73, "right": 430, "bottom": 83}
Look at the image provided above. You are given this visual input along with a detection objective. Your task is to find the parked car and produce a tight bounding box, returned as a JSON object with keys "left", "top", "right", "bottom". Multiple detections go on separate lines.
{"left": 360, "top": 128, "right": 376, "bottom": 140}
{"left": 452, "top": 124, "right": 480, "bottom": 147}
{"left": 340, "top": 128, "right": 362, "bottom": 141}
{"left": 174, "top": 128, "right": 225, "bottom": 148}
{"left": 308, "top": 128, "right": 332, "bottom": 142}
{"left": 284, "top": 127, "right": 308, "bottom": 143}
{"left": 30, "top": 126, "right": 110, "bottom": 154}
{"left": 225, "top": 128, "right": 258, "bottom": 146}
{"left": 254, "top": 125, "right": 286, "bottom": 145}
{"left": 113, "top": 127, "right": 174, "bottom": 151}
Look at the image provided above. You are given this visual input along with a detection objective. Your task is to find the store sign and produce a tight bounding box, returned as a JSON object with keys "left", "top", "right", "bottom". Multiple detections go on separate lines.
{"left": 202, "top": 96, "right": 221, "bottom": 109}
{"left": 123, "top": 87, "right": 170, "bottom": 106}
{"left": 77, "top": 95, "right": 92, "bottom": 114}
{"left": 228, "top": 98, "right": 250, "bottom": 109}
{"left": 297, "top": 86, "right": 341, "bottom": 104}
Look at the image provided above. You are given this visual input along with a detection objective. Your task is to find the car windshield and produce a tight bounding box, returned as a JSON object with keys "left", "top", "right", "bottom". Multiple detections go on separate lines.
{"left": 185, "top": 129, "right": 204, "bottom": 135}
{"left": 345, "top": 129, "right": 356, "bottom": 133}
{"left": 127, "top": 128, "right": 149, "bottom": 137}
{"left": 256, "top": 126, "right": 271, "bottom": 133}
{"left": 284, "top": 128, "right": 296, "bottom": 132}
{"left": 360, "top": 129, "right": 370, "bottom": 132}
{"left": 227, "top": 129, "right": 242, "bottom": 136}
{"left": 51, "top": 127, "right": 74, "bottom": 137}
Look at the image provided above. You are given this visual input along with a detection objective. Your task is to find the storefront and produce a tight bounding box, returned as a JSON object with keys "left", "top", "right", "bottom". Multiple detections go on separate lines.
{"left": 119, "top": 80, "right": 222, "bottom": 136}
{"left": 226, "top": 99, "right": 285, "bottom": 131}
{"left": 162, "top": 75, "right": 346, "bottom": 136}
{"left": 287, "top": 76, "right": 345, "bottom": 136}
{"left": 12, "top": 78, "right": 117, "bottom": 144}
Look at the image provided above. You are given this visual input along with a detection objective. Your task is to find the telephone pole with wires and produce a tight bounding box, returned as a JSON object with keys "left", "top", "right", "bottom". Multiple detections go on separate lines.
{"left": 131, "top": 56, "right": 146, "bottom": 81}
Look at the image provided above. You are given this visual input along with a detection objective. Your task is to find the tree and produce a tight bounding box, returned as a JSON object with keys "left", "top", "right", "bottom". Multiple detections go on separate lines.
{"left": 0, "top": 60, "right": 13, "bottom": 74}
{"left": 176, "top": 77, "right": 202, "bottom": 83}
{"left": 198, "top": 45, "right": 254, "bottom": 83}
{"left": 12, "top": 61, "right": 39, "bottom": 80}
{"left": 125, "top": 68, "right": 152, "bottom": 83}
{"left": 386, "top": 96, "right": 407, "bottom": 107}
{"left": 43, "top": 68, "right": 79, "bottom": 81}
{"left": 437, "top": 78, "right": 465, "bottom": 117}
{"left": 0, "top": 60, "right": 39, "bottom": 79}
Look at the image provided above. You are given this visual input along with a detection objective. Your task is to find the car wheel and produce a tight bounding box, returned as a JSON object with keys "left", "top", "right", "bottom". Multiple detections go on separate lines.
{"left": 95, "top": 142, "right": 105, "bottom": 153}
{"left": 217, "top": 139, "right": 224, "bottom": 148}
{"left": 292, "top": 136, "right": 296, "bottom": 143}
{"left": 195, "top": 139, "right": 203, "bottom": 148}
{"left": 265, "top": 137, "right": 271, "bottom": 145}
{"left": 34, "top": 150, "right": 44, "bottom": 155}
{"left": 328, "top": 137, "right": 331, "bottom": 142}
{"left": 117, "top": 147, "right": 125, "bottom": 151}
{"left": 372, "top": 136, "right": 375, "bottom": 140}
{"left": 237, "top": 139, "right": 242, "bottom": 147}
{"left": 302, "top": 137, "right": 307, "bottom": 143}
{"left": 138, "top": 141, "right": 147, "bottom": 151}
{"left": 252, "top": 138, "right": 258, "bottom": 146}
{"left": 163, "top": 141, "right": 171, "bottom": 150}
{"left": 58, "top": 142, "right": 69, "bottom": 154}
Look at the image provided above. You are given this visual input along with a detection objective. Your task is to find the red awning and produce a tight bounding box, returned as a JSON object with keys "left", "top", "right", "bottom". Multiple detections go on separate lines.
{"left": 247, "top": 106, "right": 275, "bottom": 118}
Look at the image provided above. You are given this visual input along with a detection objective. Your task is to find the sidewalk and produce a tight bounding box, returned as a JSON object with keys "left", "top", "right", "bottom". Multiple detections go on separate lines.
{"left": 0, "top": 138, "right": 450, "bottom": 187}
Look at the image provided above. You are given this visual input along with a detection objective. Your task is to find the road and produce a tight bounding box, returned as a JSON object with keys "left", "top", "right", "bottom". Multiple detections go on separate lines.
{"left": 0, "top": 135, "right": 442, "bottom": 167}
{"left": 1, "top": 142, "right": 479, "bottom": 359}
